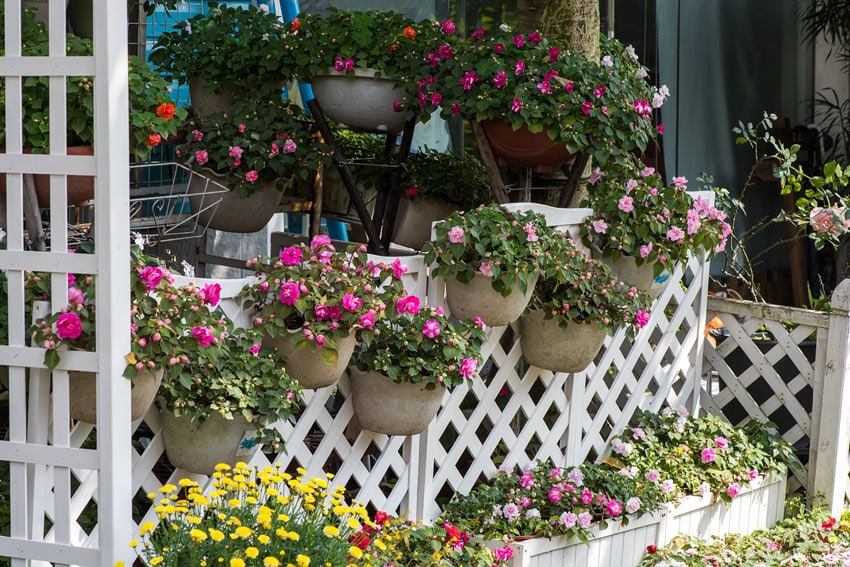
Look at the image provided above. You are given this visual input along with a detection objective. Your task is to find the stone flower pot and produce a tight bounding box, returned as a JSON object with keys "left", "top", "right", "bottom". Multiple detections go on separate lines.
{"left": 349, "top": 367, "right": 445, "bottom": 436}
{"left": 446, "top": 272, "right": 538, "bottom": 327}
{"left": 518, "top": 310, "right": 608, "bottom": 373}
{"left": 310, "top": 68, "right": 408, "bottom": 134}
{"left": 263, "top": 329, "right": 356, "bottom": 389}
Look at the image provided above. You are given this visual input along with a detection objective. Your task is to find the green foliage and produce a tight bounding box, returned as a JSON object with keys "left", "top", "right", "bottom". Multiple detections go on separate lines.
{"left": 128, "top": 56, "right": 188, "bottom": 162}
{"left": 401, "top": 149, "right": 493, "bottom": 208}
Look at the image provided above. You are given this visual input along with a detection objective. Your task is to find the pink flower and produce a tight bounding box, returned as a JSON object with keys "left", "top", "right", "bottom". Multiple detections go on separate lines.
{"left": 536, "top": 80, "right": 551, "bottom": 94}
{"left": 342, "top": 294, "right": 363, "bottom": 312}
{"left": 422, "top": 319, "right": 441, "bottom": 338}
{"left": 67, "top": 287, "right": 85, "bottom": 305}
{"left": 228, "top": 146, "right": 243, "bottom": 159}
{"left": 626, "top": 497, "right": 642, "bottom": 514}
{"left": 460, "top": 70, "right": 478, "bottom": 90}
{"left": 661, "top": 479, "right": 675, "bottom": 493}
{"left": 701, "top": 447, "right": 717, "bottom": 463}
{"left": 592, "top": 219, "right": 608, "bottom": 234}
{"left": 577, "top": 512, "right": 593, "bottom": 528}
{"left": 360, "top": 311, "right": 376, "bottom": 330}
{"left": 548, "top": 487, "right": 562, "bottom": 502}
{"left": 494, "top": 546, "right": 513, "bottom": 561}
{"left": 594, "top": 84, "right": 606, "bottom": 97}
{"left": 448, "top": 226, "right": 465, "bottom": 243}
{"left": 519, "top": 472, "right": 534, "bottom": 488}
{"left": 405, "top": 185, "right": 418, "bottom": 198}
{"left": 283, "top": 139, "right": 297, "bottom": 153}
{"left": 618, "top": 196, "right": 634, "bottom": 213}
{"left": 195, "top": 150, "right": 209, "bottom": 165}
{"left": 715, "top": 436, "right": 728, "bottom": 449}
{"left": 314, "top": 304, "right": 331, "bottom": 321}
{"left": 450, "top": 103, "right": 461, "bottom": 115}
{"left": 511, "top": 98, "right": 522, "bottom": 112}
{"left": 605, "top": 500, "right": 623, "bottom": 516}
{"left": 666, "top": 226, "right": 685, "bottom": 241}
{"left": 441, "top": 20, "right": 456, "bottom": 34}
{"left": 528, "top": 31, "right": 542, "bottom": 43}
{"left": 639, "top": 243, "right": 653, "bottom": 258}
{"left": 396, "top": 295, "right": 420, "bottom": 315}
{"left": 199, "top": 283, "right": 221, "bottom": 306}
{"left": 245, "top": 170, "right": 259, "bottom": 183}
{"left": 581, "top": 101, "right": 593, "bottom": 115}
{"left": 248, "top": 343, "right": 261, "bottom": 356}
{"left": 645, "top": 469, "right": 660, "bottom": 482}
{"left": 523, "top": 222, "right": 538, "bottom": 242}
{"left": 430, "top": 92, "right": 443, "bottom": 106}
{"left": 310, "top": 234, "right": 332, "bottom": 250}
{"left": 513, "top": 60, "right": 526, "bottom": 75}
{"left": 193, "top": 326, "right": 215, "bottom": 347}
{"left": 635, "top": 309, "right": 650, "bottom": 328}
{"left": 237, "top": 123, "right": 246, "bottom": 133}
{"left": 588, "top": 167, "right": 603, "bottom": 185}
{"left": 672, "top": 176, "right": 688, "bottom": 188}
{"left": 749, "top": 469, "right": 759, "bottom": 480}
{"left": 727, "top": 483, "right": 741, "bottom": 498}
{"left": 56, "top": 312, "right": 83, "bottom": 340}
{"left": 392, "top": 258, "right": 408, "bottom": 279}
{"left": 634, "top": 99, "right": 652, "bottom": 116}
{"left": 138, "top": 266, "right": 165, "bottom": 291}
{"left": 493, "top": 70, "right": 507, "bottom": 88}
{"left": 548, "top": 46, "right": 561, "bottom": 61}
{"left": 279, "top": 246, "right": 302, "bottom": 266}
{"left": 657, "top": 124, "right": 665, "bottom": 135}
{"left": 459, "top": 357, "right": 478, "bottom": 378}
{"left": 191, "top": 129, "right": 203, "bottom": 142}
{"left": 580, "top": 489, "right": 593, "bottom": 504}
{"left": 278, "top": 283, "right": 301, "bottom": 305}
{"left": 479, "top": 262, "right": 494, "bottom": 277}
{"left": 564, "top": 80, "right": 574, "bottom": 93}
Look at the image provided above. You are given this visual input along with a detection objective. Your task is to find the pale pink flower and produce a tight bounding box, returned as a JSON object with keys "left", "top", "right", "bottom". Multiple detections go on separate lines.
{"left": 588, "top": 167, "right": 603, "bottom": 185}
{"left": 701, "top": 447, "right": 717, "bottom": 463}
{"left": 639, "top": 243, "right": 653, "bottom": 258}
{"left": 479, "top": 262, "right": 494, "bottom": 277}
{"left": 618, "top": 196, "right": 634, "bottom": 213}
{"left": 672, "top": 176, "right": 688, "bottom": 188}
{"left": 666, "top": 226, "right": 685, "bottom": 241}
{"left": 422, "top": 319, "right": 441, "bottom": 338}
{"left": 592, "top": 219, "right": 608, "bottom": 234}
{"left": 448, "top": 226, "right": 465, "bottom": 243}
{"left": 558, "top": 512, "right": 577, "bottom": 527}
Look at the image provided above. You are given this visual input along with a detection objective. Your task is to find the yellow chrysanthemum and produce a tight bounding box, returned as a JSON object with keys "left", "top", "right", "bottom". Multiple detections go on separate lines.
{"left": 348, "top": 547, "right": 363, "bottom": 559}
{"left": 139, "top": 522, "right": 155, "bottom": 537}
{"left": 209, "top": 528, "right": 225, "bottom": 542}
{"left": 346, "top": 518, "right": 362, "bottom": 530}
{"left": 235, "top": 526, "right": 254, "bottom": 538}
{"left": 215, "top": 463, "right": 232, "bottom": 471}
{"left": 287, "top": 531, "right": 300, "bottom": 541}
{"left": 230, "top": 560, "right": 245, "bottom": 567}
{"left": 189, "top": 529, "right": 208, "bottom": 543}
{"left": 258, "top": 534, "right": 271, "bottom": 545}
{"left": 375, "top": 540, "right": 387, "bottom": 550}
{"left": 264, "top": 558, "right": 281, "bottom": 567}
{"left": 150, "top": 557, "right": 164, "bottom": 566}
{"left": 246, "top": 547, "right": 260, "bottom": 559}
{"left": 158, "top": 484, "right": 177, "bottom": 494}
{"left": 228, "top": 499, "right": 243, "bottom": 509}
{"left": 295, "top": 554, "right": 310, "bottom": 567}
{"left": 178, "top": 478, "right": 194, "bottom": 487}
{"left": 323, "top": 525, "right": 340, "bottom": 537}
{"left": 187, "top": 515, "right": 202, "bottom": 525}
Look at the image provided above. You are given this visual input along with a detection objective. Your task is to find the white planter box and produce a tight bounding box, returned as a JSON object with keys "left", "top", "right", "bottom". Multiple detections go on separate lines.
{"left": 486, "top": 473, "right": 786, "bottom": 567}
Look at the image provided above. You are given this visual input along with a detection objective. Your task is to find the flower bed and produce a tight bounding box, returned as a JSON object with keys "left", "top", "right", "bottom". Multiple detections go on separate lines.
{"left": 484, "top": 473, "right": 786, "bottom": 567}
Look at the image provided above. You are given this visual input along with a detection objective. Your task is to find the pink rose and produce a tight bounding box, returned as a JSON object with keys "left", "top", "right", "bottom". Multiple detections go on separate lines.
{"left": 342, "top": 294, "right": 363, "bottom": 312}
{"left": 279, "top": 246, "right": 302, "bottom": 266}
{"left": 360, "top": 311, "right": 376, "bottom": 330}
{"left": 193, "top": 326, "right": 215, "bottom": 348}
{"left": 447, "top": 226, "right": 465, "bottom": 244}
{"left": 278, "top": 283, "right": 301, "bottom": 305}
{"left": 195, "top": 150, "right": 209, "bottom": 165}
{"left": 199, "top": 283, "right": 221, "bottom": 306}
{"left": 56, "top": 312, "right": 83, "bottom": 340}
{"left": 422, "top": 319, "right": 440, "bottom": 338}
{"left": 701, "top": 447, "right": 716, "bottom": 463}
{"left": 396, "top": 295, "right": 420, "bottom": 315}
{"left": 248, "top": 343, "right": 261, "bottom": 356}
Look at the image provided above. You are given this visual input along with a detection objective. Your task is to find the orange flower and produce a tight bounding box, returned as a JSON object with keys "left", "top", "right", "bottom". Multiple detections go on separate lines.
{"left": 290, "top": 17, "right": 300, "bottom": 32}
{"left": 388, "top": 43, "right": 398, "bottom": 52}
{"left": 156, "top": 103, "right": 175, "bottom": 121}
{"left": 403, "top": 25, "right": 415, "bottom": 40}
{"left": 146, "top": 133, "right": 162, "bottom": 147}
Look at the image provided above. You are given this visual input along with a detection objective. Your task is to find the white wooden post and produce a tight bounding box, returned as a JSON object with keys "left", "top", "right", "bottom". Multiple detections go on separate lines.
{"left": 811, "top": 278, "right": 850, "bottom": 513}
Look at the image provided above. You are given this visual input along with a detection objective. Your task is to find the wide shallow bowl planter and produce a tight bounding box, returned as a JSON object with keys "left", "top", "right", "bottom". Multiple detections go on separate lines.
{"left": 188, "top": 76, "right": 235, "bottom": 117}
{"left": 69, "top": 367, "right": 163, "bottom": 424}
{"left": 310, "top": 68, "right": 408, "bottom": 134}
{"left": 263, "top": 329, "right": 356, "bottom": 389}
{"left": 349, "top": 367, "right": 445, "bottom": 436}
{"left": 159, "top": 407, "right": 262, "bottom": 476}
{"left": 392, "top": 197, "right": 458, "bottom": 251}
{"left": 519, "top": 311, "right": 607, "bottom": 373}
{"left": 482, "top": 119, "right": 572, "bottom": 171}
{"left": 446, "top": 272, "right": 538, "bottom": 327}
{"left": 186, "top": 168, "right": 283, "bottom": 233}
{"left": 597, "top": 252, "right": 664, "bottom": 297}
{"left": 483, "top": 473, "right": 786, "bottom": 567}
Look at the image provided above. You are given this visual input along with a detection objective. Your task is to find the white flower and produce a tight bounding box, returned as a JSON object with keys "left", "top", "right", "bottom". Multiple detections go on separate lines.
{"left": 525, "top": 508, "right": 541, "bottom": 520}
{"left": 258, "top": 3, "right": 269, "bottom": 13}
{"left": 625, "top": 496, "right": 641, "bottom": 513}
{"left": 567, "top": 467, "right": 584, "bottom": 487}
{"left": 180, "top": 260, "right": 195, "bottom": 278}
{"left": 676, "top": 406, "right": 689, "bottom": 417}
{"left": 523, "top": 461, "right": 538, "bottom": 472}
{"left": 626, "top": 45, "right": 639, "bottom": 61}
{"left": 132, "top": 232, "right": 146, "bottom": 250}
{"left": 499, "top": 23, "right": 511, "bottom": 32}
{"left": 601, "top": 55, "right": 613, "bottom": 67}
{"left": 184, "top": 22, "right": 192, "bottom": 34}
{"left": 0, "top": 226, "right": 5, "bottom": 242}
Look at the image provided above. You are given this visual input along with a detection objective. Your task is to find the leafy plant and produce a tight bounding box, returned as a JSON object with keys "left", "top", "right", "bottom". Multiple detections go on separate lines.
{"left": 401, "top": 148, "right": 493, "bottom": 208}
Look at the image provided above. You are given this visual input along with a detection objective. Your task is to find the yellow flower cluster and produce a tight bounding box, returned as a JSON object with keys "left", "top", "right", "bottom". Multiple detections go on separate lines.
{"left": 132, "top": 462, "right": 373, "bottom": 567}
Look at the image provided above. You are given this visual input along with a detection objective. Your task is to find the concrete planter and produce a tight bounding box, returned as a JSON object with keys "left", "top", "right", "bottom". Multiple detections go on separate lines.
{"left": 519, "top": 311, "right": 607, "bottom": 373}
{"left": 263, "top": 329, "right": 356, "bottom": 389}
{"left": 69, "top": 367, "right": 162, "bottom": 424}
{"left": 446, "top": 272, "right": 537, "bottom": 327}
{"left": 311, "top": 68, "right": 407, "bottom": 133}
{"left": 186, "top": 168, "right": 283, "bottom": 233}
{"left": 349, "top": 367, "right": 445, "bottom": 435}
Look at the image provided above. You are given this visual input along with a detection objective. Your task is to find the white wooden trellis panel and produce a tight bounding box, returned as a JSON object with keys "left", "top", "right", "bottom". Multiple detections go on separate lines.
{"left": 0, "top": 0, "right": 132, "bottom": 565}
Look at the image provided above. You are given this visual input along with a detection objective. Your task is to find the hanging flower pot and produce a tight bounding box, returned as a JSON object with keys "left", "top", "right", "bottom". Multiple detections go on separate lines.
{"left": 159, "top": 407, "right": 263, "bottom": 476}
{"left": 186, "top": 168, "right": 283, "bottom": 233}
{"left": 69, "top": 367, "right": 163, "bottom": 424}
{"left": 518, "top": 311, "right": 607, "bottom": 373}
{"left": 310, "top": 68, "right": 408, "bottom": 134}
{"left": 392, "top": 197, "right": 458, "bottom": 250}
{"left": 481, "top": 119, "right": 572, "bottom": 171}
{"left": 349, "top": 367, "right": 446, "bottom": 436}
{"left": 445, "top": 272, "right": 538, "bottom": 327}
{"left": 263, "top": 329, "right": 356, "bottom": 389}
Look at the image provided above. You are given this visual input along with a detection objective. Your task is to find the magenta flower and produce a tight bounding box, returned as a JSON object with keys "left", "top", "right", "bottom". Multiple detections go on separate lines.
{"left": 193, "top": 326, "right": 215, "bottom": 348}
{"left": 511, "top": 98, "right": 522, "bottom": 113}
{"left": 727, "top": 483, "right": 741, "bottom": 498}
{"left": 635, "top": 309, "right": 650, "bottom": 328}
{"left": 441, "top": 20, "right": 456, "bottom": 34}
{"left": 548, "top": 47, "right": 561, "bottom": 61}
{"left": 580, "top": 489, "right": 593, "bottom": 504}
{"left": 283, "top": 139, "right": 297, "bottom": 153}
{"left": 278, "top": 283, "right": 301, "bottom": 305}
{"left": 749, "top": 469, "right": 759, "bottom": 480}
{"left": 459, "top": 357, "right": 478, "bottom": 378}
{"left": 438, "top": 44, "right": 453, "bottom": 60}
{"left": 564, "top": 80, "right": 574, "bottom": 93}
{"left": 519, "top": 472, "right": 534, "bottom": 488}
{"left": 248, "top": 343, "right": 261, "bottom": 356}
{"left": 422, "top": 319, "right": 441, "bottom": 338}
{"left": 450, "top": 103, "right": 461, "bottom": 115}
{"left": 512, "top": 34, "right": 524, "bottom": 47}
{"left": 67, "top": 286, "right": 85, "bottom": 305}
{"left": 191, "top": 129, "right": 203, "bottom": 142}
{"left": 536, "top": 80, "right": 552, "bottom": 94}
{"left": 494, "top": 42, "right": 504, "bottom": 53}
{"left": 448, "top": 226, "right": 465, "bottom": 243}
{"left": 634, "top": 99, "right": 652, "bottom": 116}
{"left": 493, "top": 70, "right": 507, "bottom": 88}
{"left": 594, "top": 84, "right": 606, "bottom": 97}
{"left": 396, "top": 295, "right": 420, "bottom": 315}
{"left": 199, "top": 283, "right": 221, "bottom": 306}
{"left": 279, "top": 246, "right": 302, "bottom": 266}
{"left": 461, "top": 70, "right": 478, "bottom": 90}
{"left": 715, "top": 436, "right": 728, "bottom": 449}
{"left": 605, "top": 500, "right": 623, "bottom": 516}
{"left": 245, "top": 170, "right": 259, "bottom": 183}
{"left": 228, "top": 146, "right": 243, "bottom": 159}
{"left": 342, "top": 294, "right": 363, "bottom": 312}
{"left": 138, "top": 266, "right": 165, "bottom": 291}
{"left": 360, "top": 311, "right": 376, "bottom": 330}
{"left": 310, "top": 234, "right": 332, "bottom": 249}
{"left": 195, "top": 150, "right": 209, "bottom": 165}
{"left": 494, "top": 546, "right": 513, "bottom": 561}
{"left": 430, "top": 92, "right": 442, "bottom": 106}
{"left": 513, "top": 60, "right": 526, "bottom": 75}
{"left": 548, "top": 487, "right": 562, "bottom": 503}
{"left": 581, "top": 101, "right": 594, "bottom": 115}
{"left": 56, "top": 312, "right": 83, "bottom": 340}
{"left": 701, "top": 447, "right": 717, "bottom": 463}
{"left": 391, "top": 258, "right": 408, "bottom": 279}
{"left": 314, "top": 304, "right": 331, "bottom": 321}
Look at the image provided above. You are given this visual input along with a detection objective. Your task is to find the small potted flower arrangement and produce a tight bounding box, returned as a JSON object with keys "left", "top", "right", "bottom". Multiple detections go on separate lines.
{"left": 291, "top": 9, "right": 453, "bottom": 132}
{"left": 156, "top": 325, "right": 303, "bottom": 475}
{"left": 240, "top": 234, "right": 405, "bottom": 389}
{"left": 147, "top": 2, "right": 297, "bottom": 116}
{"left": 349, "top": 294, "right": 487, "bottom": 435}
{"left": 414, "top": 25, "right": 663, "bottom": 198}
{"left": 128, "top": 56, "right": 188, "bottom": 164}
{"left": 393, "top": 148, "right": 494, "bottom": 250}
{"left": 580, "top": 158, "right": 732, "bottom": 292}
{"left": 421, "top": 203, "right": 550, "bottom": 327}
{"left": 520, "top": 236, "right": 653, "bottom": 373}
{"left": 132, "top": 463, "right": 370, "bottom": 565}
{"left": 28, "top": 247, "right": 224, "bottom": 424}
{"left": 177, "top": 99, "right": 333, "bottom": 232}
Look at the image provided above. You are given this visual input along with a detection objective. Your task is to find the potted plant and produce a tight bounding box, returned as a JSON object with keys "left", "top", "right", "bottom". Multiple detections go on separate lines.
{"left": 132, "top": 463, "right": 371, "bottom": 565}
{"left": 520, "top": 237, "right": 653, "bottom": 373}
{"left": 28, "top": 247, "right": 223, "bottom": 423}
{"left": 421, "top": 203, "right": 550, "bottom": 326}
{"left": 580, "top": 157, "right": 731, "bottom": 291}
{"left": 128, "top": 55, "right": 188, "bottom": 163}
{"left": 147, "top": 2, "right": 297, "bottom": 116}
{"left": 414, "top": 25, "right": 663, "bottom": 190}
{"left": 156, "top": 326, "right": 303, "bottom": 475}
{"left": 240, "top": 234, "right": 404, "bottom": 389}
{"left": 176, "top": 99, "right": 333, "bottom": 232}
{"left": 349, "top": 295, "right": 487, "bottom": 435}
{"left": 292, "top": 9, "right": 451, "bottom": 133}
{"left": 392, "top": 148, "right": 494, "bottom": 250}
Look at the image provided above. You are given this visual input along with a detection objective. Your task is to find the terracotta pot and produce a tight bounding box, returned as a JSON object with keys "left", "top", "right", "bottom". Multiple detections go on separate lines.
{"left": 349, "top": 367, "right": 445, "bottom": 435}
{"left": 445, "top": 272, "right": 538, "bottom": 327}
{"left": 186, "top": 168, "right": 283, "bottom": 233}
{"left": 159, "top": 407, "right": 262, "bottom": 476}
{"left": 392, "top": 197, "right": 457, "bottom": 250}
{"left": 310, "top": 68, "right": 408, "bottom": 134}
{"left": 262, "top": 329, "right": 356, "bottom": 389}
{"left": 482, "top": 118, "right": 572, "bottom": 171}
{"left": 0, "top": 146, "right": 95, "bottom": 206}
{"left": 69, "top": 367, "right": 163, "bottom": 424}
{"left": 519, "top": 311, "right": 608, "bottom": 373}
